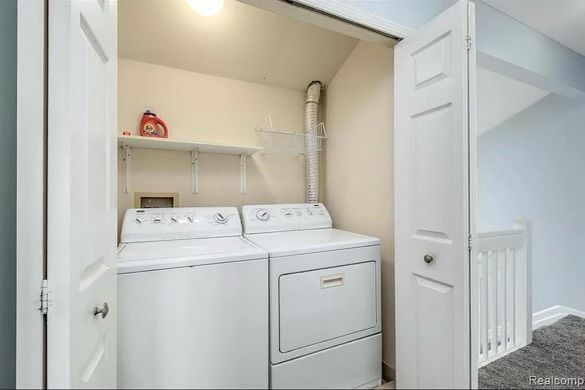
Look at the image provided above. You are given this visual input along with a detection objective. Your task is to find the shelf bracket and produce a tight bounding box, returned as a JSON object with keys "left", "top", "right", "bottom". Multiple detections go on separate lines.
{"left": 191, "top": 148, "right": 200, "bottom": 194}
{"left": 122, "top": 144, "right": 131, "bottom": 194}
{"left": 240, "top": 153, "right": 247, "bottom": 194}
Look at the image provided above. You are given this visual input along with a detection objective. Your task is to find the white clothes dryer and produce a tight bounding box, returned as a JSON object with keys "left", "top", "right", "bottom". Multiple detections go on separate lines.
{"left": 242, "top": 203, "right": 382, "bottom": 389}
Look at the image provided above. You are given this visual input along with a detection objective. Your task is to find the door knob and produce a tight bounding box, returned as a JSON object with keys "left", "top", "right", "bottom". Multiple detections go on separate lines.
{"left": 424, "top": 255, "right": 434, "bottom": 264}
{"left": 93, "top": 302, "right": 109, "bottom": 319}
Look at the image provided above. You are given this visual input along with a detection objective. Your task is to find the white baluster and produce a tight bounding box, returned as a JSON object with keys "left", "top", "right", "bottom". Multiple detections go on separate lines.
{"left": 503, "top": 248, "right": 508, "bottom": 352}
{"left": 490, "top": 250, "right": 498, "bottom": 357}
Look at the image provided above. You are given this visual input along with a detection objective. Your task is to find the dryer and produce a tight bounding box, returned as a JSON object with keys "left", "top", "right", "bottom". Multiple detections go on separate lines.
{"left": 117, "top": 207, "right": 268, "bottom": 389}
{"left": 242, "top": 203, "right": 382, "bottom": 389}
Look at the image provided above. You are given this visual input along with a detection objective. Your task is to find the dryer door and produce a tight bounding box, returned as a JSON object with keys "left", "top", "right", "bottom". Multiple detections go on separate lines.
{"left": 270, "top": 245, "right": 381, "bottom": 364}
{"left": 279, "top": 261, "right": 377, "bottom": 352}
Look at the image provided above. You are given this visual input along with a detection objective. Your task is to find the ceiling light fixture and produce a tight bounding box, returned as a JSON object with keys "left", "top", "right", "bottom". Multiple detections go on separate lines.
{"left": 187, "top": 0, "right": 224, "bottom": 16}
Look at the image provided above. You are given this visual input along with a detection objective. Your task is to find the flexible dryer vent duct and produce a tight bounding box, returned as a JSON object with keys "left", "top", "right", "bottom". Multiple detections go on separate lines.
{"left": 305, "top": 81, "right": 322, "bottom": 203}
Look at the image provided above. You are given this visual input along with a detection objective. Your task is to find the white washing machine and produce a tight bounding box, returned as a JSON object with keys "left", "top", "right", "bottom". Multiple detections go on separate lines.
{"left": 117, "top": 207, "right": 268, "bottom": 389}
{"left": 242, "top": 203, "right": 382, "bottom": 389}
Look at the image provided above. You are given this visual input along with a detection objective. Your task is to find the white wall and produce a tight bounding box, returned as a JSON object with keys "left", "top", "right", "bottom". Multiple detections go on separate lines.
{"left": 323, "top": 41, "right": 395, "bottom": 373}
{"left": 118, "top": 59, "right": 307, "bottom": 230}
{"left": 478, "top": 94, "right": 585, "bottom": 313}
{"left": 475, "top": 1, "right": 585, "bottom": 98}
{"left": 302, "top": 0, "right": 585, "bottom": 96}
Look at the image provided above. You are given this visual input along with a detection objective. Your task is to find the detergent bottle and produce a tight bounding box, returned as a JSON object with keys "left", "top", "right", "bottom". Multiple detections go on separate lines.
{"left": 139, "top": 110, "right": 169, "bottom": 138}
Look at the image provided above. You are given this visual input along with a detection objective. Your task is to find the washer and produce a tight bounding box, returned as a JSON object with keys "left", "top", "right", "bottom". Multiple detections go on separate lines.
{"left": 117, "top": 207, "right": 268, "bottom": 389}
{"left": 242, "top": 203, "right": 382, "bottom": 389}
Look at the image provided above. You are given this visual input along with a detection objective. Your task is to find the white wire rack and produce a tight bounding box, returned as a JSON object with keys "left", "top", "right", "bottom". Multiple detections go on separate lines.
{"left": 255, "top": 115, "right": 327, "bottom": 155}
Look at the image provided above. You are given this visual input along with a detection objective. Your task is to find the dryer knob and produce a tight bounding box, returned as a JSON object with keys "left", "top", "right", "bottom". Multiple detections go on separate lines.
{"left": 256, "top": 209, "right": 271, "bottom": 221}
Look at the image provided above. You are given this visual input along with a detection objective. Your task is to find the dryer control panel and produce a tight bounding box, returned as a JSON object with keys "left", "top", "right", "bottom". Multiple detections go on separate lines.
{"left": 120, "top": 207, "right": 242, "bottom": 243}
{"left": 241, "top": 203, "right": 332, "bottom": 234}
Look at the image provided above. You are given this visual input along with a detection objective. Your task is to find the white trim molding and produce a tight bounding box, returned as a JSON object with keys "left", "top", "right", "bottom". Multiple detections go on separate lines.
{"left": 16, "top": 0, "right": 45, "bottom": 387}
{"left": 293, "top": 0, "right": 414, "bottom": 38}
{"left": 533, "top": 305, "right": 585, "bottom": 330}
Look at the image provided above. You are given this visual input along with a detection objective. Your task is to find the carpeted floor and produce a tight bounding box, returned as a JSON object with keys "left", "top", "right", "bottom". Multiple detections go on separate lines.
{"left": 479, "top": 315, "right": 585, "bottom": 389}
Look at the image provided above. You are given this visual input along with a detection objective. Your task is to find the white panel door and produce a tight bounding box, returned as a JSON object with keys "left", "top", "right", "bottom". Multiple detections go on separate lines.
{"left": 395, "top": 0, "right": 476, "bottom": 388}
{"left": 48, "top": 0, "right": 117, "bottom": 388}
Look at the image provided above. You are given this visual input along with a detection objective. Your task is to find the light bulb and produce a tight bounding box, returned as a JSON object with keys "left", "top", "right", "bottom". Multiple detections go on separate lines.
{"left": 187, "top": 0, "right": 224, "bottom": 16}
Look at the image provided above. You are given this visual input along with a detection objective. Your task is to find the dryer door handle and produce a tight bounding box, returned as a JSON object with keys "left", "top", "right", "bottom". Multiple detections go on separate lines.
{"left": 320, "top": 274, "right": 345, "bottom": 289}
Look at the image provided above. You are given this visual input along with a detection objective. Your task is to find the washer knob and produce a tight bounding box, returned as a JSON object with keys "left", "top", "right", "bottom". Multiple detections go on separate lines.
{"left": 214, "top": 212, "right": 228, "bottom": 224}
{"left": 256, "top": 209, "right": 271, "bottom": 221}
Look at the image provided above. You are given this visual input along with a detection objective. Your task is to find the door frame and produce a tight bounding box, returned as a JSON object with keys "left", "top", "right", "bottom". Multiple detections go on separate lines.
{"left": 468, "top": 2, "right": 479, "bottom": 387}
{"left": 289, "top": 0, "right": 413, "bottom": 39}
{"left": 15, "top": 0, "right": 478, "bottom": 387}
{"left": 16, "top": 0, "right": 46, "bottom": 387}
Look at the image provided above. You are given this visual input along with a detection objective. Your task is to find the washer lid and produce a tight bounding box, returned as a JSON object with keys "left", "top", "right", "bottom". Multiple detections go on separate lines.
{"left": 116, "top": 236, "right": 267, "bottom": 273}
{"left": 244, "top": 228, "right": 379, "bottom": 257}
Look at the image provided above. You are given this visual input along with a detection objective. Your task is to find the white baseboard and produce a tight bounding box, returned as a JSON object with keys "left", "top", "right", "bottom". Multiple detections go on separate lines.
{"left": 532, "top": 305, "right": 585, "bottom": 329}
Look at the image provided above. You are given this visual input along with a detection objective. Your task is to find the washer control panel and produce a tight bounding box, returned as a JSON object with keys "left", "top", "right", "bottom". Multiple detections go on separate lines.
{"left": 241, "top": 203, "right": 332, "bottom": 234}
{"left": 121, "top": 207, "right": 241, "bottom": 243}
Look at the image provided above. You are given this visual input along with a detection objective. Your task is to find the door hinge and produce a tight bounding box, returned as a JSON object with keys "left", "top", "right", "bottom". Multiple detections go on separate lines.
{"left": 466, "top": 35, "right": 472, "bottom": 51}
{"left": 468, "top": 234, "right": 473, "bottom": 251}
{"left": 40, "top": 279, "right": 49, "bottom": 315}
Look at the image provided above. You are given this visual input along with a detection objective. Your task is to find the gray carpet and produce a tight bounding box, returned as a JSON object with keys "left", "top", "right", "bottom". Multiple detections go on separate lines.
{"left": 479, "top": 315, "right": 585, "bottom": 389}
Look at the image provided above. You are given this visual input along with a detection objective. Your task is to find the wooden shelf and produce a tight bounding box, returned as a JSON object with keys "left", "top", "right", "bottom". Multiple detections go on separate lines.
{"left": 118, "top": 135, "right": 262, "bottom": 155}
